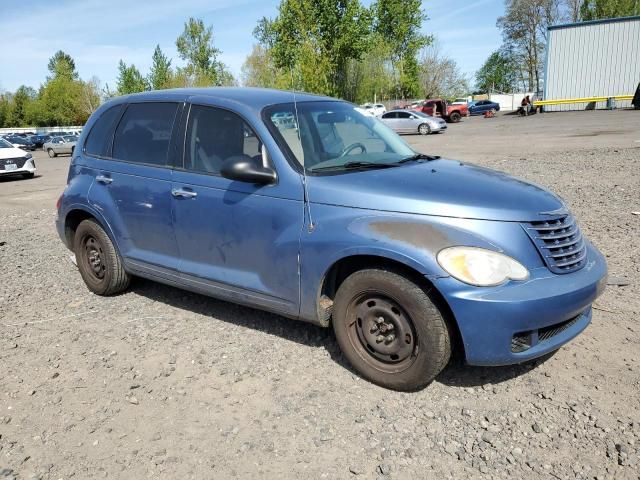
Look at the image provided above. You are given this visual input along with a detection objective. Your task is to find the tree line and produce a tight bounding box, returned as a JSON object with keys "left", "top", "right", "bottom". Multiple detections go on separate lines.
{"left": 1, "top": 0, "right": 636, "bottom": 127}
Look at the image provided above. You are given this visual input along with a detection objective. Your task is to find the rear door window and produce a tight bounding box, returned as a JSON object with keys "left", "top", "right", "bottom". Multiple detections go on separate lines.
{"left": 84, "top": 104, "right": 124, "bottom": 157}
{"left": 112, "top": 102, "right": 179, "bottom": 166}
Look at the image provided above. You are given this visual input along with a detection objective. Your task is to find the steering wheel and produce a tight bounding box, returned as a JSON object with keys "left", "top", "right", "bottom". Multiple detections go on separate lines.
{"left": 340, "top": 142, "right": 367, "bottom": 157}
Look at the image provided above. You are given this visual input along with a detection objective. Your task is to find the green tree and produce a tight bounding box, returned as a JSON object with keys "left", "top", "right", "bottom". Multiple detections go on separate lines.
{"left": 255, "top": 0, "right": 372, "bottom": 97}
{"left": 475, "top": 48, "right": 519, "bottom": 93}
{"left": 0, "top": 93, "right": 10, "bottom": 127}
{"left": 579, "top": 0, "right": 639, "bottom": 19}
{"left": 372, "top": 0, "right": 430, "bottom": 99}
{"left": 116, "top": 60, "right": 149, "bottom": 95}
{"left": 47, "top": 50, "right": 78, "bottom": 81}
{"left": 343, "top": 34, "right": 396, "bottom": 103}
{"left": 6, "top": 86, "right": 36, "bottom": 127}
{"left": 176, "top": 17, "right": 235, "bottom": 86}
{"left": 148, "top": 45, "right": 173, "bottom": 90}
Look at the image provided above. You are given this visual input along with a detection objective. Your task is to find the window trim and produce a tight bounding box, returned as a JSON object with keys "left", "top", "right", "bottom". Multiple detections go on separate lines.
{"left": 176, "top": 101, "right": 276, "bottom": 180}
{"left": 84, "top": 101, "right": 181, "bottom": 169}
{"left": 82, "top": 104, "right": 125, "bottom": 160}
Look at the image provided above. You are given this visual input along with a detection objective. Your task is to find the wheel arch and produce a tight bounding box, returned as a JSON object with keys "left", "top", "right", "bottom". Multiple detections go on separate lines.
{"left": 63, "top": 205, "right": 120, "bottom": 254}
{"left": 317, "top": 254, "right": 464, "bottom": 359}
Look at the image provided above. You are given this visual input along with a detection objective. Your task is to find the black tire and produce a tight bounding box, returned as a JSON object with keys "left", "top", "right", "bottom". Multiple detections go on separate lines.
{"left": 449, "top": 112, "right": 461, "bottom": 123}
{"left": 73, "top": 219, "right": 130, "bottom": 295}
{"left": 47, "top": 148, "right": 56, "bottom": 158}
{"left": 332, "top": 269, "right": 451, "bottom": 391}
{"left": 22, "top": 172, "right": 34, "bottom": 179}
{"left": 71, "top": 146, "right": 75, "bottom": 156}
{"left": 418, "top": 123, "right": 431, "bottom": 135}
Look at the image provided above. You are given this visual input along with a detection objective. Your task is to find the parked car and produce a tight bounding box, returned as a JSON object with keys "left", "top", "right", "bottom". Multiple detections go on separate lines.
{"left": 55, "top": 88, "right": 606, "bottom": 391}
{"left": 44, "top": 136, "right": 76, "bottom": 157}
{"left": 0, "top": 137, "right": 36, "bottom": 179}
{"left": 413, "top": 99, "right": 469, "bottom": 123}
{"left": 380, "top": 110, "right": 447, "bottom": 135}
{"left": 5, "top": 135, "right": 36, "bottom": 151}
{"left": 468, "top": 100, "right": 501, "bottom": 115}
{"left": 29, "top": 134, "right": 51, "bottom": 148}
{"left": 360, "top": 103, "right": 386, "bottom": 116}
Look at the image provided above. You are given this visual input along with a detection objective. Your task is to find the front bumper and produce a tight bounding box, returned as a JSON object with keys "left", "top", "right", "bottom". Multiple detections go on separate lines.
{"left": 0, "top": 158, "right": 36, "bottom": 176}
{"left": 431, "top": 123, "right": 447, "bottom": 132}
{"left": 435, "top": 241, "right": 607, "bottom": 365}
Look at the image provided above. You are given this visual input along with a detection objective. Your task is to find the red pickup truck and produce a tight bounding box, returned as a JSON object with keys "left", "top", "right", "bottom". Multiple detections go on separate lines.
{"left": 411, "top": 99, "right": 469, "bottom": 123}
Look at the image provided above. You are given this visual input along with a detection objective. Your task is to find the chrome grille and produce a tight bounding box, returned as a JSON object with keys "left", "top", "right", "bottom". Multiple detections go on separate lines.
{"left": 523, "top": 215, "right": 587, "bottom": 274}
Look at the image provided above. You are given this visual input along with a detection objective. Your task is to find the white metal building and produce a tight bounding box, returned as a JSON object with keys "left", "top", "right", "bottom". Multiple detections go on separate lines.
{"left": 544, "top": 16, "right": 640, "bottom": 111}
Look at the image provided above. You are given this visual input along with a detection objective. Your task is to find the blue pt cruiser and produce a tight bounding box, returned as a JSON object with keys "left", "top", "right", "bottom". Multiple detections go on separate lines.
{"left": 55, "top": 88, "right": 607, "bottom": 391}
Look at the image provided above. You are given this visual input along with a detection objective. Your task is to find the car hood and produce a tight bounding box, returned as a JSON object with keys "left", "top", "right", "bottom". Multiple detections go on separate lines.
{"left": 307, "top": 159, "right": 566, "bottom": 222}
{"left": 0, "top": 147, "right": 29, "bottom": 159}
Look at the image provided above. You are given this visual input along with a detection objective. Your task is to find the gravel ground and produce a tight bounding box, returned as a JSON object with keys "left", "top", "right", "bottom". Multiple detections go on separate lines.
{"left": 1, "top": 113, "right": 640, "bottom": 479}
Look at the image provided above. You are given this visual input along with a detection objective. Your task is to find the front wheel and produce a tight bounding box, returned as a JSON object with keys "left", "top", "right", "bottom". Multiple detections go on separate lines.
{"left": 332, "top": 269, "right": 451, "bottom": 391}
{"left": 449, "top": 112, "right": 461, "bottom": 123}
{"left": 418, "top": 123, "right": 431, "bottom": 135}
{"left": 47, "top": 148, "right": 56, "bottom": 158}
{"left": 73, "top": 219, "right": 130, "bottom": 295}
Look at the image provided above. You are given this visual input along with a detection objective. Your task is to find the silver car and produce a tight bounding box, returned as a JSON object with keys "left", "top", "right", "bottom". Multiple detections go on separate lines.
{"left": 380, "top": 110, "right": 447, "bottom": 135}
{"left": 44, "top": 135, "right": 78, "bottom": 157}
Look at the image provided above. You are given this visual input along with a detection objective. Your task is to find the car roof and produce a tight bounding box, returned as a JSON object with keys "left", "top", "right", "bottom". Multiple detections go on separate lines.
{"left": 110, "top": 87, "right": 335, "bottom": 111}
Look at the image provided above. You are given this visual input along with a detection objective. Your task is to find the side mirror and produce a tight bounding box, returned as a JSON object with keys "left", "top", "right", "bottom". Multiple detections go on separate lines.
{"left": 221, "top": 156, "right": 276, "bottom": 185}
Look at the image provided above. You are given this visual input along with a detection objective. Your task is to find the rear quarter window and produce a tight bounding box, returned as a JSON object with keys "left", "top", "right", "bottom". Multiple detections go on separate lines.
{"left": 84, "top": 105, "right": 124, "bottom": 157}
{"left": 112, "top": 102, "right": 179, "bottom": 166}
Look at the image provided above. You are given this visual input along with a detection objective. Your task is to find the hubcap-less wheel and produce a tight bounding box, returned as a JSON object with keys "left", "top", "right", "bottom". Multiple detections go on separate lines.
{"left": 348, "top": 293, "right": 417, "bottom": 373}
{"left": 81, "top": 235, "right": 106, "bottom": 280}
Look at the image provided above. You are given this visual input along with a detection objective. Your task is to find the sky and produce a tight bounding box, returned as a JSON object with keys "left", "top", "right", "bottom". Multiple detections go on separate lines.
{"left": 0, "top": 0, "right": 504, "bottom": 93}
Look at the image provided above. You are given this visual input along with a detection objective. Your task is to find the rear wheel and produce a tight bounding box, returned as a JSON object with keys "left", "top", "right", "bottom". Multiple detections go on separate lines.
{"left": 332, "top": 269, "right": 451, "bottom": 391}
{"left": 418, "top": 123, "right": 431, "bottom": 135}
{"left": 47, "top": 148, "right": 56, "bottom": 158}
{"left": 73, "top": 219, "right": 130, "bottom": 295}
{"left": 449, "top": 112, "right": 461, "bottom": 123}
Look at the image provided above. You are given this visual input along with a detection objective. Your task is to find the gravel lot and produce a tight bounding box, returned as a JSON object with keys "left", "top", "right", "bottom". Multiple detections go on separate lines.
{"left": 1, "top": 110, "right": 639, "bottom": 479}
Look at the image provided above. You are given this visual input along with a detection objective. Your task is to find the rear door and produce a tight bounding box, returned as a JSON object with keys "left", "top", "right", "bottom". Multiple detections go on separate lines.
{"left": 170, "top": 103, "right": 304, "bottom": 316}
{"left": 86, "top": 101, "right": 182, "bottom": 274}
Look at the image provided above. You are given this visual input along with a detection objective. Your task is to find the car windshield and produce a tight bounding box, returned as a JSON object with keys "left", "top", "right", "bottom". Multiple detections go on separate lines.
{"left": 0, "top": 138, "right": 13, "bottom": 148}
{"left": 412, "top": 111, "right": 431, "bottom": 119}
{"left": 265, "top": 101, "right": 415, "bottom": 173}
{"left": 63, "top": 135, "right": 78, "bottom": 142}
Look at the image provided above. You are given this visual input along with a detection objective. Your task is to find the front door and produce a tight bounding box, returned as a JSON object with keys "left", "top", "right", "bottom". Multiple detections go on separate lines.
{"left": 171, "top": 104, "right": 304, "bottom": 316}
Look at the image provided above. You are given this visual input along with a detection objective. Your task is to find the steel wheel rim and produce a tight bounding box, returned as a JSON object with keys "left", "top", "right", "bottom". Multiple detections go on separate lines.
{"left": 347, "top": 293, "right": 418, "bottom": 373}
{"left": 82, "top": 235, "right": 106, "bottom": 280}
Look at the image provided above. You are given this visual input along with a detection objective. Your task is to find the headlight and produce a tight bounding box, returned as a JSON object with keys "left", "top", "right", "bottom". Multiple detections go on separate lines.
{"left": 437, "top": 246, "right": 529, "bottom": 286}
{"left": 24, "top": 153, "right": 32, "bottom": 160}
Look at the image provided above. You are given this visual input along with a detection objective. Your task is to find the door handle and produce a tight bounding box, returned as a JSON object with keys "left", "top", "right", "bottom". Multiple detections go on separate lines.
{"left": 96, "top": 175, "right": 113, "bottom": 185}
{"left": 171, "top": 188, "right": 197, "bottom": 199}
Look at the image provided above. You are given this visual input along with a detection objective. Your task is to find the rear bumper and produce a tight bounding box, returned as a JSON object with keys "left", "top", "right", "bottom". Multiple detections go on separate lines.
{"left": 434, "top": 242, "right": 607, "bottom": 365}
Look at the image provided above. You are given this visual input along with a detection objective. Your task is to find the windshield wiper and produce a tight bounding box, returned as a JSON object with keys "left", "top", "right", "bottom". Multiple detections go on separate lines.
{"left": 397, "top": 153, "right": 440, "bottom": 164}
{"left": 310, "top": 161, "right": 400, "bottom": 172}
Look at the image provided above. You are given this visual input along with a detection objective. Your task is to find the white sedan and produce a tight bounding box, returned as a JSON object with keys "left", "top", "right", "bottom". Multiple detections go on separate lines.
{"left": 0, "top": 137, "right": 36, "bottom": 179}
{"left": 360, "top": 103, "right": 387, "bottom": 117}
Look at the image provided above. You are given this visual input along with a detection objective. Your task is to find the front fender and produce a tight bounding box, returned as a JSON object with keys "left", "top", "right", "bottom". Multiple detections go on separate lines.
{"left": 298, "top": 205, "right": 524, "bottom": 324}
